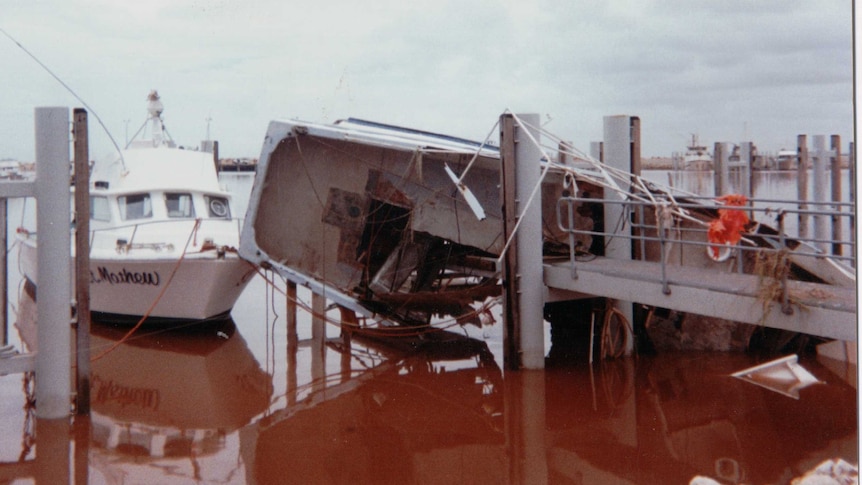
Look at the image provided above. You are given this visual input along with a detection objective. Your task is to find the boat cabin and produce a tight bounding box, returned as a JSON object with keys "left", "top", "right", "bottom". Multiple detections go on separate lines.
{"left": 89, "top": 189, "right": 232, "bottom": 225}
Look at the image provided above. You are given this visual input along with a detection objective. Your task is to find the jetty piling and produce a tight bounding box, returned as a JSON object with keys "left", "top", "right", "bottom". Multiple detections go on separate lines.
{"left": 797, "top": 135, "right": 810, "bottom": 239}
{"left": 500, "top": 113, "right": 545, "bottom": 370}
{"left": 830, "top": 135, "right": 842, "bottom": 255}
{"left": 73, "top": 108, "right": 91, "bottom": 415}
{"left": 812, "top": 135, "right": 830, "bottom": 253}
{"left": 601, "top": 115, "right": 640, "bottom": 355}
{"left": 35, "top": 107, "right": 73, "bottom": 420}
{"left": 713, "top": 142, "right": 729, "bottom": 195}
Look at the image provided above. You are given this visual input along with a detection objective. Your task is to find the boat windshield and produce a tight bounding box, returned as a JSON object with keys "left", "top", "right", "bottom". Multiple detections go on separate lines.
{"left": 118, "top": 193, "right": 153, "bottom": 220}
{"left": 165, "top": 193, "right": 195, "bottom": 218}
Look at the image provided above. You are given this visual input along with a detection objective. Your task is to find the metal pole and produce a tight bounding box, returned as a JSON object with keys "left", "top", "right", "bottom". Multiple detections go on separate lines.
{"left": 73, "top": 108, "right": 91, "bottom": 415}
{"left": 830, "top": 135, "right": 842, "bottom": 255}
{"left": 797, "top": 135, "right": 809, "bottom": 239}
{"left": 35, "top": 106, "right": 72, "bottom": 419}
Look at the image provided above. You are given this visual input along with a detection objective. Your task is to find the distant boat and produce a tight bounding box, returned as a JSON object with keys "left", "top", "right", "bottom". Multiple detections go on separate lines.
{"left": 775, "top": 149, "right": 797, "bottom": 170}
{"left": 17, "top": 91, "right": 256, "bottom": 323}
{"left": 683, "top": 134, "right": 712, "bottom": 170}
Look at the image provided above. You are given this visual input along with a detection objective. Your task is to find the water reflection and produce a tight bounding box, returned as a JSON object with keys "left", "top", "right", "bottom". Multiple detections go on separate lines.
{"left": 244, "top": 331, "right": 506, "bottom": 484}
{"left": 88, "top": 319, "right": 272, "bottom": 458}
{"left": 5, "top": 230, "right": 856, "bottom": 484}
{"left": 14, "top": 283, "right": 273, "bottom": 482}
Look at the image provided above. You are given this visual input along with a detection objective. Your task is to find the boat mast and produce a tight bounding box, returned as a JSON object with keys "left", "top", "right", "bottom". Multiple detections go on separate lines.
{"left": 147, "top": 90, "right": 166, "bottom": 146}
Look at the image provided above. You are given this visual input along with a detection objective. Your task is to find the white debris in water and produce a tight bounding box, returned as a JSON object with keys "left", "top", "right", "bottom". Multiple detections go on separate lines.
{"left": 791, "top": 459, "right": 858, "bottom": 485}
{"left": 690, "top": 459, "right": 858, "bottom": 485}
{"left": 689, "top": 477, "right": 721, "bottom": 485}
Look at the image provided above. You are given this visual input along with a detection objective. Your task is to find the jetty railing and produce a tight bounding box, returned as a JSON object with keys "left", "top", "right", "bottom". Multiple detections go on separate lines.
{"left": 555, "top": 194, "right": 855, "bottom": 309}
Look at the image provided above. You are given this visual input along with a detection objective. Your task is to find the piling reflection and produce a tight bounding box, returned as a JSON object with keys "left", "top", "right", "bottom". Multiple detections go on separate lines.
{"left": 244, "top": 330, "right": 506, "bottom": 484}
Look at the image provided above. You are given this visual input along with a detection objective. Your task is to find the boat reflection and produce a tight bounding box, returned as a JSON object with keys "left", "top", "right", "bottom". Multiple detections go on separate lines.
{"left": 87, "top": 318, "right": 272, "bottom": 458}
{"left": 241, "top": 330, "right": 507, "bottom": 485}
{"left": 14, "top": 282, "right": 272, "bottom": 482}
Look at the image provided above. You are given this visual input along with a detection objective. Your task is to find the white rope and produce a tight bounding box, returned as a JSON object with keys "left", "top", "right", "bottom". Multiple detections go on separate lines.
{"left": 454, "top": 119, "right": 500, "bottom": 184}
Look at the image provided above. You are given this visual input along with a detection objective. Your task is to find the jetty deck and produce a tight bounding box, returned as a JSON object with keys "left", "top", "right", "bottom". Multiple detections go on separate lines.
{"left": 544, "top": 256, "right": 856, "bottom": 342}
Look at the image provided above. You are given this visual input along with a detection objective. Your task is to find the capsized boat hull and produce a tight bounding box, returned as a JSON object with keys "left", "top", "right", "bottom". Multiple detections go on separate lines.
{"left": 18, "top": 238, "right": 256, "bottom": 323}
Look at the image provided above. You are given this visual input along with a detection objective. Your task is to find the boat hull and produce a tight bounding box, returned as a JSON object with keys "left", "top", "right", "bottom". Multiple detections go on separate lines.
{"left": 18, "top": 239, "right": 256, "bottom": 323}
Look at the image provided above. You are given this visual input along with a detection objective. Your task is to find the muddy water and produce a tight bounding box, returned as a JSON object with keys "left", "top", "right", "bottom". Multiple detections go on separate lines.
{"left": 0, "top": 173, "right": 855, "bottom": 484}
{"left": 2, "top": 277, "right": 857, "bottom": 484}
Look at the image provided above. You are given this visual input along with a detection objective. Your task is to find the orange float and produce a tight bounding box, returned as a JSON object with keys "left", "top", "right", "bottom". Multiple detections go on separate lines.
{"left": 707, "top": 194, "right": 750, "bottom": 261}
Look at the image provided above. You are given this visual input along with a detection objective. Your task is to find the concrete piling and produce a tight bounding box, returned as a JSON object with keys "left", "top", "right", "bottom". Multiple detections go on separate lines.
{"left": 500, "top": 113, "right": 545, "bottom": 370}
{"left": 812, "top": 135, "right": 830, "bottom": 253}
{"left": 34, "top": 107, "right": 72, "bottom": 420}
{"left": 602, "top": 115, "right": 639, "bottom": 356}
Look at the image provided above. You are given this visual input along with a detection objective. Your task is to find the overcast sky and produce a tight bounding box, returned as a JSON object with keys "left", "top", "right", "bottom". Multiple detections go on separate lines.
{"left": 1, "top": 0, "right": 854, "bottom": 160}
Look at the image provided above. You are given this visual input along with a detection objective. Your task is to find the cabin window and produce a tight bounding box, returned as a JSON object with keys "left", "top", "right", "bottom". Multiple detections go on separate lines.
{"left": 90, "top": 196, "right": 111, "bottom": 221}
{"left": 165, "top": 193, "right": 195, "bottom": 218}
{"left": 118, "top": 193, "right": 152, "bottom": 220}
{"left": 205, "top": 195, "right": 231, "bottom": 219}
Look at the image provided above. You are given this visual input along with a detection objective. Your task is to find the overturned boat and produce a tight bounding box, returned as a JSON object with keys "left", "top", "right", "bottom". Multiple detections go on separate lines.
{"left": 239, "top": 118, "right": 514, "bottom": 327}
{"left": 239, "top": 115, "right": 854, "bottom": 351}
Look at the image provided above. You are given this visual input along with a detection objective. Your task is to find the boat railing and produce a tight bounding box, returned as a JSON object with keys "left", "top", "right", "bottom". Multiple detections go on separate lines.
{"left": 86, "top": 217, "right": 243, "bottom": 254}
{"left": 555, "top": 194, "right": 855, "bottom": 302}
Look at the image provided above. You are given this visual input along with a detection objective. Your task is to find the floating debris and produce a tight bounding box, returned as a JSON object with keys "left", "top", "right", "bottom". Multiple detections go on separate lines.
{"left": 731, "top": 354, "right": 822, "bottom": 399}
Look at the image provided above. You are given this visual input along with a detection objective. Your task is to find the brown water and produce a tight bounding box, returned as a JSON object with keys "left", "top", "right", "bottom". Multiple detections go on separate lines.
{"left": 0, "top": 274, "right": 856, "bottom": 484}
{"left": 0, "top": 173, "right": 856, "bottom": 484}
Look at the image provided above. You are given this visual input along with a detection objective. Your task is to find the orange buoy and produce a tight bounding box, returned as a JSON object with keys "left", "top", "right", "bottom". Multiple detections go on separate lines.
{"left": 707, "top": 194, "right": 750, "bottom": 261}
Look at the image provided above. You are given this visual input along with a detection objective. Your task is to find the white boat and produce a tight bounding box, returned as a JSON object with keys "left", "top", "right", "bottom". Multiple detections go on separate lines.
{"left": 17, "top": 91, "right": 256, "bottom": 323}
{"left": 683, "top": 134, "right": 712, "bottom": 170}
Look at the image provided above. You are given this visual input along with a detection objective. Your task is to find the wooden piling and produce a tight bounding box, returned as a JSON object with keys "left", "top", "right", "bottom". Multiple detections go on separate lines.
{"left": 286, "top": 281, "right": 297, "bottom": 405}
{"left": 830, "top": 135, "right": 842, "bottom": 255}
{"left": 0, "top": 198, "right": 5, "bottom": 347}
{"left": 849, "top": 142, "right": 855, "bottom": 260}
{"left": 73, "top": 108, "right": 92, "bottom": 415}
{"left": 311, "top": 292, "right": 326, "bottom": 391}
{"left": 500, "top": 115, "right": 520, "bottom": 370}
{"left": 713, "top": 142, "right": 726, "bottom": 196}
{"left": 797, "top": 135, "right": 809, "bottom": 239}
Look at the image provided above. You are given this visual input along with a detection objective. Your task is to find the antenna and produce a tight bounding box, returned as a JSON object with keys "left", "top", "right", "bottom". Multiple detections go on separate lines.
{"left": 1, "top": 28, "right": 126, "bottom": 170}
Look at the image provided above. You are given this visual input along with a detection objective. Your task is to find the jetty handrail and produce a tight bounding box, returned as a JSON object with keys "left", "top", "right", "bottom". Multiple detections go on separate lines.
{"left": 555, "top": 194, "right": 855, "bottom": 296}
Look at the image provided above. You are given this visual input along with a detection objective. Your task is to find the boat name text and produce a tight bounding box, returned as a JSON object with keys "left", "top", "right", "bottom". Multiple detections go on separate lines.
{"left": 92, "top": 266, "right": 161, "bottom": 286}
{"left": 92, "top": 374, "right": 161, "bottom": 411}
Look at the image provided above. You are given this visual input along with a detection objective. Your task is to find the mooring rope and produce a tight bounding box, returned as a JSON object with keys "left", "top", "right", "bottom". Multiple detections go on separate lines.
{"left": 90, "top": 218, "right": 202, "bottom": 362}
